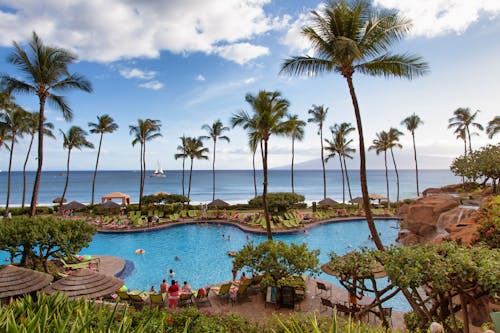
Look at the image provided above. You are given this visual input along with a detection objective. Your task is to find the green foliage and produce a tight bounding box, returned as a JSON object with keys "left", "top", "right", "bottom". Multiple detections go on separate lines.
{"left": 142, "top": 193, "right": 189, "bottom": 205}
{"left": 473, "top": 196, "right": 500, "bottom": 248}
{"left": 233, "top": 240, "right": 320, "bottom": 288}
{"left": 0, "top": 216, "right": 96, "bottom": 271}
{"left": 450, "top": 144, "right": 500, "bottom": 188}
{"left": 0, "top": 206, "right": 54, "bottom": 216}
{"left": 248, "top": 193, "right": 305, "bottom": 213}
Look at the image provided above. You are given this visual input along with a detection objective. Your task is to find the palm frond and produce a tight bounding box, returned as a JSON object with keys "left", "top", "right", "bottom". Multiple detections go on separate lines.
{"left": 356, "top": 53, "right": 429, "bottom": 79}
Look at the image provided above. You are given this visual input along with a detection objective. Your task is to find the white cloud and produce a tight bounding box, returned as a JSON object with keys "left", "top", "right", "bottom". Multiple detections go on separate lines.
{"left": 279, "top": 4, "right": 324, "bottom": 55}
{"left": 196, "top": 74, "right": 206, "bottom": 81}
{"left": 244, "top": 77, "right": 256, "bottom": 84}
{"left": 0, "top": 0, "right": 280, "bottom": 63}
{"left": 214, "top": 42, "right": 269, "bottom": 64}
{"left": 374, "top": 0, "right": 500, "bottom": 37}
{"left": 138, "top": 80, "right": 164, "bottom": 90}
{"left": 119, "top": 68, "right": 156, "bottom": 80}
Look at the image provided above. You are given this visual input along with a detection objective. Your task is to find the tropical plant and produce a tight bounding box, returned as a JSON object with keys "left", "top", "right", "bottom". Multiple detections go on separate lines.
{"left": 448, "top": 107, "right": 483, "bottom": 155}
{"left": 129, "top": 118, "right": 162, "bottom": 210}
{"left": 280, "top": 0, "right": 428, "bottom": 251}
{"left": 22, "top": 112, "right": 55, "bottom": 208}
{"left": 88, "top": 114, "right": 118, "bottom": 206}
{"left": 328, "top": 122, "right": 356, "bottom": 203}
{"left": 307, "top": 104, "right": 328, "bottom": 199}
{"left": 1, "top": 31, "right": 93, "bottom": 216}
{"left": 174, "top": 135, "right": 188, "bottom": 197}
{"left": 369, "top": 131, "right": 391, "bottom": 208}
{"left": 387, "top": 127, "right": 403, "bottom": 203}
{"left": 401, "top": 113, "right": 424, "bottom": 196}
{"left": 184, "top": 137, "right": 209, "bottom": 200}
{"left": 248, "top": 192, "right": 305, "bottom": 213}
{"left": 486, "top": 116, "right": 499, "bottom": 139}
{"left": 232, "top": 90, "right": 293, "bottom": 240}
{"left": 286, "top": 114, "right": 305, "bottom": 193}
{"left": 201, "top": 120, "right": 230, "bottom": 201}
{"left": 59, "top": 126, "right": 94, "bottom": 205}
{"left": 324, "top": 137, "right": 343, "bottom": 202}
{"left": 472, "top": 195, "right": 500, "bottom": 248}
{"left": 0, "top": 97, "right": 30, "bottom": 213}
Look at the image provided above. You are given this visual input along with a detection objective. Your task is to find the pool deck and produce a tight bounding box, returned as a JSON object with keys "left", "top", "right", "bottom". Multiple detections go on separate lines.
{"left": 94, "top": 255, "right": 125, "bottom": 277}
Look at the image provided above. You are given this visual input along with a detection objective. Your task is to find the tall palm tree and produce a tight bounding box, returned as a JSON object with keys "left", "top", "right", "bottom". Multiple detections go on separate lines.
{"left": 60, "top": 126, "right": 94, "bottom": 205}
{"left": 401, "top": 113, "right": 423, "bottom": 196}
{"left": 307, "top": 105, "right": 328, "bottom": 199}
{"left": 129, "top": 119, "right": 162, "bottom": 210}
{"left": 232, "top": 90, "right": 292, "bottom": 240}
{"left": 184, "top": 137, "right": 209, "bottom": 200}
{"left": 22, "top": 113, "right": 55, "bottom": 208}
{"left": 280, "top": 0, "right": 428, "bottom": 251}
{"left": 1, "top": 32, "right": 92, "bottom": 216}
{"left": 1, "top": 104, "right": 30, "bottom": 213}
{"left": 486, "top": 116, "right": 499, "bottom": 139}
{"left": 331, "top": 122, "right": 356, "bottom": 202}
{"left": 369, "top": 131, "right": 391, "bottom": 209}
{"left": 455, "top": 128, "right": 467, "bottom": 184}
{"left": 174, "top": 136, "right": 188, "bottom": 197}
{"left": 249, "top": 135, "right": 259, "bottom": 198}
{"left": 448, "top": 108, "right": 483, "bottom": 155}
{"left": 388, "top": 127, "right": 403, "bottom": 203}
{"left": 286, "top": 114, "right": 305, "bottom": 193}
{"left": 201, "top": 120, "right": 230, "bottom": 201}
{"left": 324, "top": 137, "right": 344, "bottom": 203}
{"left": 88, "top": 115, "right": 118, "bottom": 206}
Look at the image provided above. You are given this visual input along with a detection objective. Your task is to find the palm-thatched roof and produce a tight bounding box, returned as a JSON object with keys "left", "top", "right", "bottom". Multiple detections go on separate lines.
{"left": 321, "top": 260, "right": 386, "bottom": 279}
{"left": 61, "top": 201, "right": 87, "bottom": 211}
{"left": 350, "top": 197, "right": 364, "bottom": 204}
{"left": 97, "top": 200, "right": 121, "bottom": 209}
{"left": 44, "top": 269, "right": 123, "bottom": 299}
{"left": 318, "top": 198, "right": 339, "bottom": 206}
{"left": 207, "top": 199, "right": 230, "bottom": 207}
{"left": 52, "top": 197, "right": 67, "bottom": 204}
{"left": 369, "top": 193, "right": 386, "bottom": 200}
{"left": 0, "top": 265, "right": 53, "bottom": 298}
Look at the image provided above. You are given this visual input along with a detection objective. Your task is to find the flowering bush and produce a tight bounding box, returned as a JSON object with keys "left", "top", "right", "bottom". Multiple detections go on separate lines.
{"left": 473, "top": 196, "right": 500, "bottom": 248}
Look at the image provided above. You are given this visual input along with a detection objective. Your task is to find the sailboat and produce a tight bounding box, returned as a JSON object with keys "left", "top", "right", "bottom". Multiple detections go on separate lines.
{"left": 151, "top": 161, "right": 166, "bottom": 178}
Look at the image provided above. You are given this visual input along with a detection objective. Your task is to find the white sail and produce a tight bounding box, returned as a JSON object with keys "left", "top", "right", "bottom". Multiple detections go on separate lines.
{"left": 151, "top": 161, "right": 166, "bottom": 177}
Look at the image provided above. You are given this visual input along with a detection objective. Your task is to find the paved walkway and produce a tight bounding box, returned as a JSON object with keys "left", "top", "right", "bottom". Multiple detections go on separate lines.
{"left": 94, "top": 255, "right": 125, "bottom": 277}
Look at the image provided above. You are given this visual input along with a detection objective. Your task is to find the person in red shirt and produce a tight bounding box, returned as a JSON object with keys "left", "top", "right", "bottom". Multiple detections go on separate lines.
{"left": 168, "top": 280, "right": 179, "bottom": 308}
{"left": 160, "top": 279, "right": 168, "bottom": 293}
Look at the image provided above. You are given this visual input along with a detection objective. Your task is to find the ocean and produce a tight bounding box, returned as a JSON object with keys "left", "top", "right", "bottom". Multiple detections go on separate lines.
{"left": 0, "top": 169, "right": 458, "bottom": 206}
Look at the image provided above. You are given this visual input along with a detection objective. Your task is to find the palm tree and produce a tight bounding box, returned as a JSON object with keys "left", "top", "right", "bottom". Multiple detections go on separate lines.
{"left": 249, "top": 136, "right": 259, "bottom": 198}
{"left": 232, "top": 90, "right": 292, "bottom": 240}
{"left": 486, "top": 116, "right": 499, "bottom": 139}
{"left": 307, "top": 105, "right": 328, "bottom": 199}
{"left": 369, "top": 131, "right": 391, "bottom": 209}
{"left": 388, "top": 127, "right": 403, "bottom": 203}
{"left": 174, "top": 136, "right": 188, "bottom": 197}
{"left": 286, "top": 114, "right": 305, "bottom": 193}
{"left": 22, "top": 113, "right": 55, "bottom": 208}
{"left": 331, "top": 122, "right": 356, "bottom": 202}
{"left": 201, "top": 120, "right": 230, "bottom": 201}
{"left": 60, "top": 126, "right": 94, "bottom": 205}
{"left": 280, "top": 0, "right": 428, "bottom": 251}
{"left": 88, "top": 115, "right": 118, "bottom": 206}
{"left": 455, "top": 128, "right": 467, "bottom": 183}
{"left": 1, "top": 32, "right": 92, "bottom": 216}
{"left": 129, "top": 119, "right": 162, "bottom": 210}
{"left": 401, "top": 113, "right": 423, "bottom": 196}
{"left": 324, "top": 137, "right": 344, "bottom": 203}
{"left": 448, "top": 108, "right": 483, "bottom": 155}
{"left": 2, "top": 101, "right": 30, "bottom": 213}
{"left": 184, "top": 137, "right": 209, "bottom": 200}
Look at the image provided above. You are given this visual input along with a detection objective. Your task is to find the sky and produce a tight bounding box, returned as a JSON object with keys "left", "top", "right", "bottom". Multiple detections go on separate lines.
{"left": 0, "top": 0, "right": 499, "bottom": 172}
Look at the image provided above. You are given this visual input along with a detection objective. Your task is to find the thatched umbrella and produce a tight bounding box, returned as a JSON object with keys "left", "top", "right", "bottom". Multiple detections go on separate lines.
{"left": 369, "top": 193, "right": 386, "bottom": 203}
{"left": 349, "top": 197, "right": 364, "bottom": 204}
{"left": 97, "top": 200, "right": 121, "bottom": 210}
{"left": 44, "top": 269, "right": 123, "bottom": 299}
{"left": 321, "top": 261, "right": 386, "bottom": 279}
{"left": 318, "top": 198, "right": 339, "bottom": 207}
{"left": 61, "top": 201, "right": 87, "bottom": 211}
{"left": 154, "top": 191, "right": 170, "bottom": 196}
{"left": 207, "top": 199, "right": 230, "bottom": 207}
{"left": 52, "top": 197, "right": 67, "bottom": 204}
{"left": 0, "top": 265, "right": 53, "bottom": 299}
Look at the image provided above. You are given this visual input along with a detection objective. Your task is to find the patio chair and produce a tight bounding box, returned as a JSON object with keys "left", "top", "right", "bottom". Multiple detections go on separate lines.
{"left": 213, "top": 282, "right": 232, "bottom": 304}
{"left": 149, "top": 293, "right": 165, "bottom": 307}
{"left": 230, "top": 283, "right": 250, "bottom": 306}
{"left": 194, "top": 287, "right": 211, "bottom": 307}
{"left": 129, "top": 293, "right": 149, "bottom": 310}
{"left": 116, "top": 290, "right": 130, "bottom": 302}
{"left": 316, "top": 281, "right": 332, "bottom": 297}
{"left": 178, "top": 292, "right": 194, "bottom": 307}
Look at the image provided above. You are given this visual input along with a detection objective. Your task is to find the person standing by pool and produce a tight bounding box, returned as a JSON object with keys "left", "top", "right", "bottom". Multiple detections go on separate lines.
{"left": 182, "top": 281, "right": 191, "bottom": 292}
{"left": 168, "top": 280, "right": 179, "bottom": 308}
{"left": 232, "top": 264, "right": 238, "bottom": 281}
{"left": 160, "top": 279, "right": 168, "bottom": 293}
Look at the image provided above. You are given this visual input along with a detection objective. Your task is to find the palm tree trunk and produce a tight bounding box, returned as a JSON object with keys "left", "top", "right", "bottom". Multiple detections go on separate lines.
{"left": 320, "top": 127, "right": 326, "bottom": 199}
{"left": 466, "top": 125, "right": 472, "bottom": 154}
{"left": 291, "top": 137, "right": 295, "bottom": 193}
{"left": 30, "top": 97, "right": 46, "bottom": 217}
{"left": 22, "top": 134, "right": 35, "bottom": 208}
{"left": 384, "top": 151, "right": 391, "bottom": 209}
{"left": 91, "top": 133, "right": 104, "bottom": 206}
{"left": 212, "top": 140, "right": 216, "bottom": 201}
{"left": 343, "top": 156, "right": 353, "bottom": 202}
{"left": 262, "top": 138, "right": 272, "bottom": 240}
{"left": 252, "top": 149, "right": 257, "bottom": 197}
{"left": 5, "top": 136, "right": 15, "bottom": 213}
{"left": 345, "top": 75, "right": 384, "bottom": 251}
{"left": 188, "top": 158, "right": 194, "bottom": 200}
{"left": 390, "top": 147, "right": 400, "bottom": 203}
{"left": 61, "top": 149, "right": 72, "bottom": 205}
{"left": 138, "top": 143, "right": 144, "bottom": 210}
{"left": 181, "top": 157, "right": 186, "bottom": 197}
{"left": 339, "top": 156, "right": 345, "bottom": 204}
{"left": 411, "top": 132, "right": 420, "bottom": 196}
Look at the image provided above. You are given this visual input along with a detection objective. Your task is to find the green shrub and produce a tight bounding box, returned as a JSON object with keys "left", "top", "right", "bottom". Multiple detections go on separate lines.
{"left": 472, "top": 195, "right": 500, "bottom": 248}
{"left": 248, "top": 193, "right": 305, "bottom": 213}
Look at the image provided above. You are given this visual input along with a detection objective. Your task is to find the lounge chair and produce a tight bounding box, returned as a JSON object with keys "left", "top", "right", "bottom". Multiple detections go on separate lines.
{"left": 194, "top": 287, "right": 211, "bottom": 307}
{"left": 129, "top": 293, "right": 149, "bottom": 310}
{"left": 59, "top": 258, "right": 96, "bottom": 271}
{"left": 149, "top": 293, "right": 166, "bottom": 307}
{"left": 178, "top": 292, "right": 194, "bottom": 307}
{"left": 213, "top": 282, "right": 232, "bottom": 304}
{"left": 230, "top": 283, "right": 250, "bottom": 306}
{"left": 316, "top": 281, "right": 332, "bottom": 297}
{"left": 116, "top": 290, "right": 130, "bottom": 302}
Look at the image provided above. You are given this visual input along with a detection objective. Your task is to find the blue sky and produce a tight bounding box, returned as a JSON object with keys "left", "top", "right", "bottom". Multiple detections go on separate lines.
{"left": 0, "top": 0, "right": 498, "bottom": 171}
